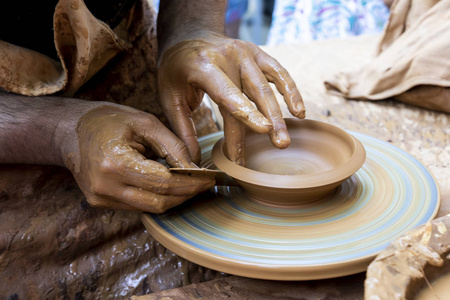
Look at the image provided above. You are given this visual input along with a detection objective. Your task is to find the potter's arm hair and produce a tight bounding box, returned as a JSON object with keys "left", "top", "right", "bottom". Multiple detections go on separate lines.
{"left": 157, "top": 0, "right": 226, "bottom": 54}
{"left": 0, "top": 91, "right": 88, "bottom": 166}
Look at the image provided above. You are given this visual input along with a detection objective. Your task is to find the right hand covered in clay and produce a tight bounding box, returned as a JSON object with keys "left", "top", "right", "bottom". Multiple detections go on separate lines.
{"left": 156, "top": 0, "right": 305, "bottom": 166}
{"left": 157, "top": 34, "right": 306, "bottom": 166}
{"left": 63, "top": 105, "right": 215, "bottom": 213}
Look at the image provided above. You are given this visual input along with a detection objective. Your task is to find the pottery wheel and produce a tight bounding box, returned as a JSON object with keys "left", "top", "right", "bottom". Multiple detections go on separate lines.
{"left": 141, "top": 131, "right": 440, "bottom": 280}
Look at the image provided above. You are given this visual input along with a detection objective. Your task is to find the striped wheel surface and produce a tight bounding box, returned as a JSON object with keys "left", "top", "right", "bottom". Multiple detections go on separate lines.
{"left": 142, "top": 131, "right": 440, "bottom": 280}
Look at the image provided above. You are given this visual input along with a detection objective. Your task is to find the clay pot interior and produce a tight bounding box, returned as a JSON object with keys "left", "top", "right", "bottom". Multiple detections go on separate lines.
{"left": 211, "top": 118, "right": 366, "bottom": 207}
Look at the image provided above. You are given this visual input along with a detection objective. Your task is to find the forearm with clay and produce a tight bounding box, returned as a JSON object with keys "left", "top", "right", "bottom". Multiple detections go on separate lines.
{"left": 0, "top": 92, "right": 214, "bottom": 212}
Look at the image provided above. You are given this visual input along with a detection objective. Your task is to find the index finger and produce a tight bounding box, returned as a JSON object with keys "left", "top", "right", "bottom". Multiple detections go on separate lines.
{"left": 253, "top": 49, "right": 306, "bottom": 119}
{"left": 191, "top": 65, "right": 273, "bottom": 134}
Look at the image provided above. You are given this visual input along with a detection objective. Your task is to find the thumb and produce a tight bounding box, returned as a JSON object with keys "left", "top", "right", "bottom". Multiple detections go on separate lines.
{"left": 160, "top": 89, "right": 202, "bottom": 164}
{"left": 131, "top": 113, "right": 196, "bottom": 168}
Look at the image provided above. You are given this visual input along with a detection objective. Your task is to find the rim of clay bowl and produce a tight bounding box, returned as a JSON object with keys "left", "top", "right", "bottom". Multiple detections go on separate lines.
{"left": 211, "top": 118, "right": 366, "bottom": 189}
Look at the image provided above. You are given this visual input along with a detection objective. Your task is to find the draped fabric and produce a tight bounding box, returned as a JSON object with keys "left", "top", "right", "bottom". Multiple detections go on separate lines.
{"left": 324, "top": 0, "right": 450, "bottom": 113}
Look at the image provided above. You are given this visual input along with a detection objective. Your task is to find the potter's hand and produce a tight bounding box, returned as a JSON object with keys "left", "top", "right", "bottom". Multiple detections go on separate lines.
{"left": 66, "top": 105, "right": 215, "bottom": 213}
{"left": 0, "top": 94, "right": 214, "bottom": 213}
{"left": 157, "top": 33, "right": 305, "bottom": 165}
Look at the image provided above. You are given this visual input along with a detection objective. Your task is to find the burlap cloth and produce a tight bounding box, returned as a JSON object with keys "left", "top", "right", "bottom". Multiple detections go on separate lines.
{"left": 325, "top": 0, "right": 450, "bottom": 113}
{"left": 0, "top": 0, "right": 220, "bottom": 298}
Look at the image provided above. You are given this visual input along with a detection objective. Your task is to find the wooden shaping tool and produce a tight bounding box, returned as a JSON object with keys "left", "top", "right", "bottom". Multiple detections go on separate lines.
{"left": 169, "top": 168, "right": 238, "bottom": 186}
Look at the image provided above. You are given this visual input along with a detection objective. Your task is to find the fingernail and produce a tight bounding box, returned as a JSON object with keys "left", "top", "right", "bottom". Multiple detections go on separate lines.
{"left": 295, "top": 102, "right": 306, "bottom": 118}
{"left": 275, "top": 130, "right": 290, "bottom": 148}
{"left": 236, "top": 109, "right": 273, "bottom": 133}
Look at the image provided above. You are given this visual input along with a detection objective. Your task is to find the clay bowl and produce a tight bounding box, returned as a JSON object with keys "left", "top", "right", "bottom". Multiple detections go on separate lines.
{"left": 211, "top": 118, "right": 366, "bottom": 207}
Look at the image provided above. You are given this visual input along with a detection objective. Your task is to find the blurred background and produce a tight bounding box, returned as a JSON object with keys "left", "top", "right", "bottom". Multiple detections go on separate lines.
{"left": 228, "top": 0, "right": 390, "bottom": 46}
{"left": 225, "top": 0, "right": 274, "bottom": 45}
{"left": 152, "top": 0, "right": 390, "bottom": 46}
{"left": 151, "top": 0, "right": 274, "bottom": 45}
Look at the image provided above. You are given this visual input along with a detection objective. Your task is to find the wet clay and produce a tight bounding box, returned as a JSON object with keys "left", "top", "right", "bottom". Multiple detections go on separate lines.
{"left": 70, "top": 105, "right": 217, "bottom": 213}
{"left": 415, "top": 272, "right": 450, "bottom": 300}
{"left": 0, "top": 0, "right": 223, "bottom": 297}
{"left": 365, "top": 215, "right": 450, "bottom": 300}
{"left": 212, "top": 118, "right": 366, "bottom": 206}
{"left": 0, "top": 165, "right": 227, "bottom": 299}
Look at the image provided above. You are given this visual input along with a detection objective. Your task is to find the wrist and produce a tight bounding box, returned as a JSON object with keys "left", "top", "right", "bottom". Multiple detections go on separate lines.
{"left": 53, "top": 100, "right": 121, "bottom": 171}
{"left": 158, "top": 29, "right": 221, "bottom": 57}
{"left": 52, "top": 99, "right": 95, "bottom": 169}
{"left": 157, "top": 31, "right": 227, "bottom": 68}
{"left": 157, "top": 0, "right": 226, "bottom": 56}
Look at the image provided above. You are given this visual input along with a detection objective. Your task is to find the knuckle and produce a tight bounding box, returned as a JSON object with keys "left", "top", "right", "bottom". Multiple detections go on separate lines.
{"left": 263, "top": 57, "right": 282, "bottom": 72}
{"left": 273, "top": 63, "right": 287, "bottom": 75}
{"left": 194, "top": 48, "right": 212, "bottom": 63}
{"left": 98, "top": 159, "right": 116, "bottom": 175}
{"left": 89, "top": 179, "right": 107, "bottom": 196}
{"left": 214, "top": 39, "right": 247, "bottom": 57}
{"left": 230, "top": 39, "right": 245, "bottom": 51}
{"left": 243, "top": 41, "right": 259, "bottom": 53}
{"left": 186, "top": 71, "right": 200, "bottom": 85}
{"left": 86, "top": 195, "right": 104, "bottom": 208}
{"left": 141, "top": 115, "right": 162, "bottom": 131}
{"left": 218, "top": 84, "right": 239, "bottom": 102}
{"left": 145, "top": 113, "right": 159, "bottom": 123}
{"left": 259, "top": 84, "right": 274, "bottom": 96}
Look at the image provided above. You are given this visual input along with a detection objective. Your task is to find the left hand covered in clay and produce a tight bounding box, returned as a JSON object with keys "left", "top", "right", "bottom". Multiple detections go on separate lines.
{"left": 157, "top": 32, "right": 305, "bottom": 165}
{"left": 67, "top": 104, "right": 216, "bottom": 213}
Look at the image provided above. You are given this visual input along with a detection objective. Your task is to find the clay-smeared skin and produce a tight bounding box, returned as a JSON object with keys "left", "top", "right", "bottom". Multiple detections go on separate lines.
{"left": 220, "top": 106, "right": 246, "bottom": 166}
{"left": 157, "top": 34, "right": 306, "bottom": 165}
{"left": 67, "top": 106, "right": 215, "bottom": 213}
{"left": 0, "top": 93, "right": 213, "bottom": 213}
